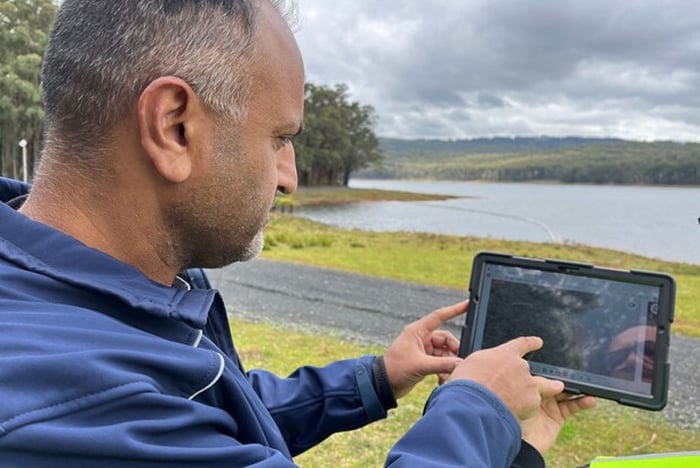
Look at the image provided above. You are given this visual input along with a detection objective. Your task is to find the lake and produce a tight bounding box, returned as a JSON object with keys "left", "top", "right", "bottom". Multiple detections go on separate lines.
{"left": 294, "top": 179, "right": 700, "bottom": 265}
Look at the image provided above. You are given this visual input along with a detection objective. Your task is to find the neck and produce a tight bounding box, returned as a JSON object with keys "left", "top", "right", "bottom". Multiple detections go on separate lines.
{"left": 21, "top": 156, "right": 182, "bottom": 286}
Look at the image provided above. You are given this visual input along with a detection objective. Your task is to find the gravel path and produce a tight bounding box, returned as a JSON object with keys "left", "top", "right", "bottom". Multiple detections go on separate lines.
{"left": 207, "top": 258, "right": 700, "bottom": 431}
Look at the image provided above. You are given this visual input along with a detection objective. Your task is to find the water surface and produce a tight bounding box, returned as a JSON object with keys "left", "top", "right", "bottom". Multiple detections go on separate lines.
{"left": 294, "top": 179, "right": 700, "bottom": 265}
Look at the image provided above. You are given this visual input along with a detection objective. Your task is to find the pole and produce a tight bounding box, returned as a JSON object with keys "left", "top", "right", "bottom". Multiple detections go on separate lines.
{"left": 18, "top": 139, "right": 28, "bottom": 183}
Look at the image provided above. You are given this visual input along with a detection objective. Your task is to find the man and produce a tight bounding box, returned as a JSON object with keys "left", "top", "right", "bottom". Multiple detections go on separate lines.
{"left": 0, "top": 0, "right": 595, "bottom": 466}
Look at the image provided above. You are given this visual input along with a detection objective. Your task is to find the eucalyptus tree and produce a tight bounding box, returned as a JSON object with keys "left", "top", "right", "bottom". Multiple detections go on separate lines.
{"left": 0, "top": 0, "right": 56, "bottom": 180}
{"left": 295, "top": 83, "right": 382, "bottom": 186}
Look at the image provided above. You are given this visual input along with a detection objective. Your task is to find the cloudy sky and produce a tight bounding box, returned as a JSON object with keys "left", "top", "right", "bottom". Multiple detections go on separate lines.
{"left": 294, "top": 0, "right": 700, "bottom": 142}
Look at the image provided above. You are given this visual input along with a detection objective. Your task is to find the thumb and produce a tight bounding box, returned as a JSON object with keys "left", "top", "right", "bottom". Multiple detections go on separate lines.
{"left": 535, "top": 376, "right": 565, "bottom": 398}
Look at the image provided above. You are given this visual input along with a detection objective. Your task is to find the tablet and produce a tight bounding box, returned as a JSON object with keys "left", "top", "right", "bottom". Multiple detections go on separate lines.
{"left": 458, "top": 252, "right": 675, "bottom": 410}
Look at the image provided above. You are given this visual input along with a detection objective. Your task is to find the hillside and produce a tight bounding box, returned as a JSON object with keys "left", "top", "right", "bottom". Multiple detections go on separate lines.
{"left": 358, "top": 137, "right": 700, "bottom": 185}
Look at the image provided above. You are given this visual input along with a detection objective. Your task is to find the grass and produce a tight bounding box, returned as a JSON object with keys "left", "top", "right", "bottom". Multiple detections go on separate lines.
{"left": 231, "top": 318, "right": 700, "bottom": 468}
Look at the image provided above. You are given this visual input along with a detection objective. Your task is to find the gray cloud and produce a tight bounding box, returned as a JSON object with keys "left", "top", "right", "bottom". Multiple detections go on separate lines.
{"left": 295, "top": 0, "right": 700, "bottom": 141}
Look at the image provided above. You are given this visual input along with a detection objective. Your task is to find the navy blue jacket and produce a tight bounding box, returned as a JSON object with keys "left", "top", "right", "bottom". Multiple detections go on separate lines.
{"left": 0, "top": 177, "right": 542, "bottom": 467}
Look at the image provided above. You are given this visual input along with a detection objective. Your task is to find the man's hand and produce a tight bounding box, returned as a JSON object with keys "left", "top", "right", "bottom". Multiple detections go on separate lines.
{"left": 450, "top": 336, "right": 562, "bottom": 420}
{"left": 383, "top": 301, "right": 467, "bottom": 399}
{"left": 521, "top": 390, "right": 597, "bottom": 454}
{"left": 382, "top": 301, "right": 596, "bottom": 456}
{"left": 453, "top": 338, "right": 596, "bottom": 455}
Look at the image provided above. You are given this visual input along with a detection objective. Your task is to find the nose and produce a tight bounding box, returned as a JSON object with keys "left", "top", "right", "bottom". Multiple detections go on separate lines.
{"left": 277, "top": 143, "right": 298, "bottom": 195}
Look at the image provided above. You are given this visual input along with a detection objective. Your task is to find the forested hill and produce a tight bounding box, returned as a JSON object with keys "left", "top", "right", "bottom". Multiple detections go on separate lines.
{"left": 379, "top": 136, "right": 626, "bottom": 155}
{"left": 359, "top": 137, "right": 700, "bottom": 185}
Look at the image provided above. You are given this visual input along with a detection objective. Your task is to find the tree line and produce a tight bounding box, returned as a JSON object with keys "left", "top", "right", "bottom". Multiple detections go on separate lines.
{"left": 0, "top": 0, "right": 382, "bottom": 186}
{"left": 362, "top": 139, "right": 700, "bottom": 186}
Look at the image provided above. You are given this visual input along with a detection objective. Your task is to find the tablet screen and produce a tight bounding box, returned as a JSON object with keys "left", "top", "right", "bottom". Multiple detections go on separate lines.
{"left": 474, "top": 263, "right": 661, "bottom": 398}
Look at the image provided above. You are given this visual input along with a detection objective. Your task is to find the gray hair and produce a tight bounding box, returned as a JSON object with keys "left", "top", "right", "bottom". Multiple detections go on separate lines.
{"left": 41, "top": 0, "right": 297, "bottom": 158}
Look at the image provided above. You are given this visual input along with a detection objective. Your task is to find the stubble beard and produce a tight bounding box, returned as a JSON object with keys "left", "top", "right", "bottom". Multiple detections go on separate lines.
{"left": 169, "top": 190, "right": 268, "bottom": 269}
{"left": 238, "top": 229, "right": 265, "bottom": 262}
{"left": 200, "top": 119, "right": 269, "bottom": 267}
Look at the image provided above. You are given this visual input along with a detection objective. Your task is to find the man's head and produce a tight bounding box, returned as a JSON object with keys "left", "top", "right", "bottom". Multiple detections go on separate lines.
{"left": 36, "top": 0, "right": 303, "bottom": 277}
{"left": 45, "top": 1, "right": 238, "bottom": 152}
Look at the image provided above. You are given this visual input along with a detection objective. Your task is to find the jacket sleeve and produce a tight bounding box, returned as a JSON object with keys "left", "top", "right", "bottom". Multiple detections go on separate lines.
{"left": 247, "top": 355, "right": 387, "bottom": 456}
{"left": 511, "top": 441, "right": 546, "bottom": 468}
{"left": 189, "top": 268, "right": 389, "bottom": 456}
{"left": 385, "top": 380, "right": 530, "bottom": 468}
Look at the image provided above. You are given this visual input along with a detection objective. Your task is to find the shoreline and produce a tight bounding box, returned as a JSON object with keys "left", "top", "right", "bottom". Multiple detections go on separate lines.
{"left": 276, "top": 185, "right": 462, "bottom": 209}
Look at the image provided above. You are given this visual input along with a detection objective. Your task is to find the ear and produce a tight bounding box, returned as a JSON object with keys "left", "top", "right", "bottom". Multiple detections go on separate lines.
{"left": 137, "top": 77, "right": 207, "bottom": 183}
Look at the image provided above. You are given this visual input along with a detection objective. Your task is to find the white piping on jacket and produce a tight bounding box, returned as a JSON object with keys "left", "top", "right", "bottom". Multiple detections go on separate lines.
{"left": 173, "top": 275, "right": 192, "bottom": 290}
{"left": 192, "top": 329, "right": 204, "bottom": 348}
{"left": 188, "top": 352, "right": 225, "bottom": 401}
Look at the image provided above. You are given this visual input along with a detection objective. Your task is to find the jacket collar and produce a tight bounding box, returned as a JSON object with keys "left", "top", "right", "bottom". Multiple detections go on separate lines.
{"left": 0, "top": 177, "right": 216, "bottom": 329}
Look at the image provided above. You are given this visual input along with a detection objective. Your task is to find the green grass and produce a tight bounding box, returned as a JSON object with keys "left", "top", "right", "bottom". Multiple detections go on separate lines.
{"left": 262, "top": 214, "right": 700, "bottom": 338}
{"left": 231, "top": 318, "right": 700, "bottom": 468}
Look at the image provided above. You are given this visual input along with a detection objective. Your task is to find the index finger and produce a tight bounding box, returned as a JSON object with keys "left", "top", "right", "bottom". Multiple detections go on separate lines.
{"left": 417, "top": 300, "right": 469, "bottom": 331}
{"left": 500, "top": 336, "right": 544, "bottom": 357}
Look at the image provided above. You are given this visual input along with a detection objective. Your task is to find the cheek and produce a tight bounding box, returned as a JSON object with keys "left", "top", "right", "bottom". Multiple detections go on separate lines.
{"left": 249, "top": 144, "right": 281, "bottom": 195}
{"left": 215, "top": 133, "right": 278, "bottom": 208}
{"left": 236, "top": 147, "right": 278, "bottom": 213}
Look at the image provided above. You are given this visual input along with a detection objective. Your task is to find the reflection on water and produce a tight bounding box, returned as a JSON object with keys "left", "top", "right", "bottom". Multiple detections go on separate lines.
{"left": 293, "top": 179, "right": 700, "bottom": 265}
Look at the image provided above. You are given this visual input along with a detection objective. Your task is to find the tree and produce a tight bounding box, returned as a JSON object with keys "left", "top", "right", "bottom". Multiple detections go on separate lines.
{"left": 294, "top": 83, "right": 382, "bottom": 186}
{"left": 0, "top": 0, "right": 57, "bottom": 181}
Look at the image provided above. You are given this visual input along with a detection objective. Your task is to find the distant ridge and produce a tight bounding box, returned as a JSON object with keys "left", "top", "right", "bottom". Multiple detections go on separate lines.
{"left": 379, "top": 136, "right": 627, "bottom": 155}
{"left": 357, "top": 137, "right": 700, "bottom": 185}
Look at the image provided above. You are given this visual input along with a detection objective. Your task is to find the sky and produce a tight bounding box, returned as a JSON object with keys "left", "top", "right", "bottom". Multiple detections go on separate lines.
{"left": 294, "top": 0, "right": 700, "bottom": 142}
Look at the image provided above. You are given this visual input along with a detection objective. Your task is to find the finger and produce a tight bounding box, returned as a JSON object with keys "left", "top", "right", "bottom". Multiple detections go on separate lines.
{"left": 416, "top": 300, "right": 468, "bottom": 332}
{"left": 417, "top": 355, "right": 463, "bottom": 376}
{"left": 556, "top": 392, "right": 585, "bottom": 402}
{"left": 429, "top": 330, "right": 460, "bottom": 354}
{"left": 431, "top": 346, "right": 458, "bottom": 358}
{"left": 557, "top": 396, "right": 597, "bottom": 420}
{"left": 500, "top": 336, "right": 543, "bottom": 357}
{"left": 534, "top": 376, "right": 565, "bottom": 398}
